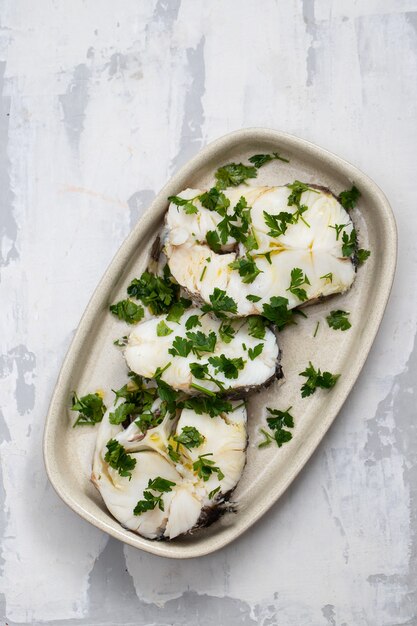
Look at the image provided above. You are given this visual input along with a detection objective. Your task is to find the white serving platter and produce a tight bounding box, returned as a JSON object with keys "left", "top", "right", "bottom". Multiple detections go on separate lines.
{"left": 43, "top": 128, "right": 397, "bottom": 558}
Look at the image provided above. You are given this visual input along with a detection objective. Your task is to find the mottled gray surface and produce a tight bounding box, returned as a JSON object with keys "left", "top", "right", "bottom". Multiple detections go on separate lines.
{"left": 1, "top": 0, "right": 416, "bottom": 624}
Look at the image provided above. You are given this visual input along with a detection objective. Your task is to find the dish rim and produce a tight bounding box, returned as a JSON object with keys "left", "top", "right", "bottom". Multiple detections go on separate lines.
{"left": 43, "top": 127, "right": 397, "bottom": 559}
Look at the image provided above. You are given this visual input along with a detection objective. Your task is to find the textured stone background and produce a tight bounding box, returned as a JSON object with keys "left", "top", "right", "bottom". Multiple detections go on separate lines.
{"left": 1, "top": 1, "right": 416, "bottom": 624}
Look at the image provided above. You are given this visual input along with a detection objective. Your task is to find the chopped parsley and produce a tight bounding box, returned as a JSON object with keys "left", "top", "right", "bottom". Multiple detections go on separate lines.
{"left": 166, "top": 298, "right": 192, "bottom": 323}
{"left": 229, "top": 255, "right": 262, "bottom": 284}
{"left": 202, "top": 288, "right": 238, "bottom": 316}
{"left": 113, "top": 336, "right": 128, "bottom": 347}
{"left": 71, "top": 392, "right": 106, "bottom": 427}
{"left": 313, "top": 321, "right": 320, "bottom": 337}
{"left": 157, "top": 320, "right": 173, "bottom": 337}
{"left": 127, "top": 270, "right": 179, "bottom": 316}
{"left": 326, "top": 309, "right": 351, "bottom": 331}
{"left": 199, "top": 187, "right": 230, "bottom": 214}
{"left": 104, "top": 439, "right": 136, "bottom": 479}
{"left": 200, "top": 266, "right": 207, "bottom": 281}
{"left": 287, "top": 267, "right": 311, "bottom": 302}
{"left": 208, "top": 354, "right": 245, "bottom": 379}
{"left": 206, "top": 230, "right": 221, "bottom": 252}
{"left": 193, "top": 453, "right": 224, "bottom": 481}
{"left": 248, "top": 343, "right": 264, "bottom": 360}
{"left": 263, "top": 210, "right": 294, "bottom": 237}
{"left": 338, "top": 185, "right": 360, "bottom": 211}
{"left": 186, "top": 330, "right": 217, "bottom": 356}
{"left": 185, "top": 315, "right": 202, "bottom": 330}
{"left": 168, "top": 336, "right": 192, "bottom": 358}
{"left": 183, "top": 395, "right": 233, "bottom": 418}
{"left": 190, "top": 362, "right": 224, "bottom": 392}
{"left": 299, "top": 362, "right": 340, "bottom": 397}
{"left": 329, "top": 223, "right": 349, "bottom": 240}
{"left": 247, "top": 315, "right": 267, "bottom": 339}
{"left": 320, "top": 272, "right": 333, "bottom": 284}
{"left": 219, "top": 320, "right": 236, "bottom": 344}
{"left": 341, "top": 229, "right": 357, "bottom": 257}
{"left": 258, "top": 406, "right": 294, "bottom": 448}
{"left": 248, "top": 152, "right": 289, "bottom": 168}
{"left": 173, "top": 426, "right": 205, "bottom": 450}
{"left": 109, "top": 402, "right": 136, "bottom": 425}
{"left": 208, "top": 486, "right": 221, "bottom": 499}
{"left": 167, "top": 194, "right": 199, "bottom": 214}
{"left": 262, "top": 296, "right": 293, "bottom": 331}
{"left": 357, "top": 248, "right": 371, "bottom": 265}
{"left": 215, "top": 162, "right": 257, "bottom": 190}
{"left": 109, "top": 299, "right": 144, "bottom": 324}
{"left": 133, "top": 476, "right": 176, "bottom": 515}
{"left": 246, "top": 294, "right": 262, "bottom": 303}
{"left": 287, "top": 180, "right": 317, "bottom": 226}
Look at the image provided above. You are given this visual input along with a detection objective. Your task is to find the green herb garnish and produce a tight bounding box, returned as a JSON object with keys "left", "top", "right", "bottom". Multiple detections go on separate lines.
{"left": 248, "top": 152, "right": 289, "bottom": 168}
{"left": 127, "top": 270, "right": 179, "bottom": 316}
{"left": 208, "top": 354, "right": 245, "bottom": 379}
{"left": 299, "top": 362, "right": 340, "bottom": 397}
{"left": 229, "top": 255, "right": 262, "bottom": 284}
{"left": 109, "top": 299, "right": 144, "bottom": 324}
{"left": 248, "top": 343, "right": 264, "bottom": 360}
{"left": 263, "top": 210, "right": 294, "bottom": 237}
{"left": 258, "top": 406, "right": 294, "bottom": 448}
{"left": 262, "top": 296, "right": 293, "bottom": 331}
{"left": 202, "top": 288, "right": 238, "bottom": 316}
{"left": 338, "top": 185, "right": 360, "bottom": 211}
{"left": 326, "top": 310, "right": 351, "bottom": 331}
{"left": 357, "top": 248, "right": 371, "bottom": 265}
{"left": 215, "top": 163, "right": 257, "bottom": 190}
{"left": 168, "top": 194, "right": 199, "bottom": 214}
{"left": 104, "top": 439, "right": 136, "bottom": 479}
{"left": 133, "top": 476, "right": 176, "bottom": 515}
{"left": 157, "top": 320, "right": 173, "bottom": 337}
{"left": 183, "top": 396, "right": 233, "bottom": 418}
{"left": 71, "top": 392, "right": 106, "bottom": 427}
{"left": 193, "top": 454, "right": 225, "bottom": 481}
{"left": 287, "top": 267, "right": 311, "bottom": 302}
{"left": 173, "top": 426, "right": 205, "bottom": 450}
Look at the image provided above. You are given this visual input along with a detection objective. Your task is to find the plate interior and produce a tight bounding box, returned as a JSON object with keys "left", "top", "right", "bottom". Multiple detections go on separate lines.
{"left": 44, "top": 129, "right": 396, "bottom": 558}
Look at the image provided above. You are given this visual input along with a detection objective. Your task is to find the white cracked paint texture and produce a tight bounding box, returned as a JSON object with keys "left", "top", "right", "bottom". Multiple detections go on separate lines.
{"left": 0, "top": 0, "right": 416, "bottom": 624}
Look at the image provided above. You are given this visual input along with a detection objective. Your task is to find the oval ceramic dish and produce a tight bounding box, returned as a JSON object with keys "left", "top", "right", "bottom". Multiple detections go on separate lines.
{"left": 43, "top": 128, "right": 397, "bottom": 558}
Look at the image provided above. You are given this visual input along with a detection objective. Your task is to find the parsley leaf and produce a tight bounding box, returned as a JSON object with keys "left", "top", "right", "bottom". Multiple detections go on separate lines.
{"left": 246, "top": 294, "right": 262, "bottom": 303}
{"left": 258, "top": 406, "right": 294, "bottom": 448}
{"left": 109, "top": 299, "right": 144, "bottom": 324}
{"left": 133, "top": 476, "right": 176, "bottom": 515}
{"left": 71, "top": 392, "right": 106, "bottom": 427}
{"left": 186, "top": 330, "right": 217, "bottom": 356}
{"left": 262, "top": 296, "right": 293, "bottom": 331}
{"left": 109, "top": 402, "right": 137, "bottom": 425}
{"left": 183, "top": 396, "right": 233, "bottom": 418}
{"left": 199, "top": 187, "right": 230, "bottom": 215}
{"left": 329, "top": 223, "right": 349, "bottom": 240}
{"left": 168, "top": 194, "right": 199, "bottom": 214}
{"left": 113, "top": 336, "right": 128, "bottom": 347}
{"left": 166, "top": 298, "right": 192, "bottom": 323}
{"left": 287, "top": 267, "right": 311, "bottom": 302}
{"left": 338, "top": 185, "right": 360, "bottom": 211}
{"left": 208, "top": 486, "right": 221, "bottom": 499}
{"left": 357, "top": 248, "right": 371, "bottom": 265}
{"left": 219, "top": 320, "right": 236, "bottom": 344}
{"left": 185, "top": 315, "right": 202, "bottom": 330}
{"left": 104, "top": 439, "right": 136, "bottom": 479}
{"left": 249, "top": 152, "right": 289, "bottom": 168}
{"left": 248, "top": 343, "right": 264, "bottom": 360}
{"left": 189, "top": 362, "right": 225, "bottom": 392}
{"left": 229, "top": 255, "right": 262, "bottom": 283}
{"left": 193, "top": 453, "right": 224, "bottom": 481}
{"left": 247, "top": 316, "right": 267, "bottom": 339}
{"left": 168, "top": 336, "right": 193, "bottom": 358}
{"left": 215, "top": 163, "right": 257, "bottom": 190}
{"left": 320, "top": 272, "right": 333, "bottom": 284}
{"left": 127, "top": 271, "right": 179, "bottom": 316}
{"left": 157, "top": 320, "right": 173, "bottom": 337}
{"left": 202, "top": 288, "right": 238, "bottom": 316}
{"left": 174, "top": 426, "right": 205, "bottom": 450}
{"left": 341, "top": 229, "right": 357, "bottom": 257}
{"left": 208, "top": 354, "right": 245, "bottom": 379}
{"left": 263, "top": 210, "right": 294, "bottom": 237}
{"left": 287, "top": 180, "right": 317, "bottom": 226}
{"left": 299, "top": 362, "right": 340, "bottom": 397}
{"left": 206, "top": 230, "right": 221, "bottom": 252}
{"left": 326, "top": 309, "right": 351, "bottom": 331}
